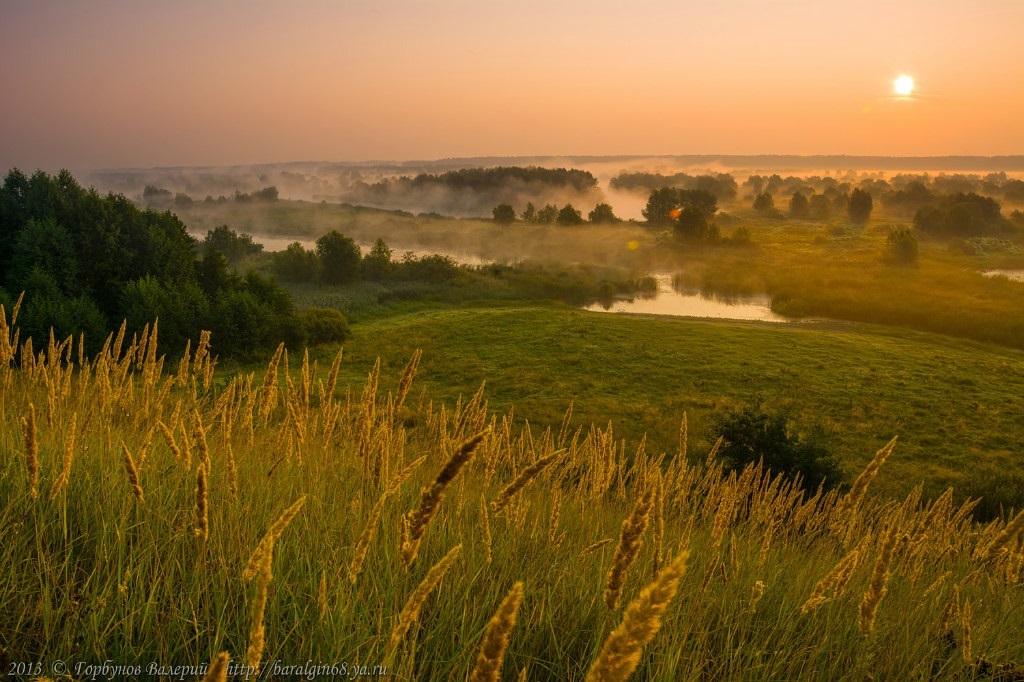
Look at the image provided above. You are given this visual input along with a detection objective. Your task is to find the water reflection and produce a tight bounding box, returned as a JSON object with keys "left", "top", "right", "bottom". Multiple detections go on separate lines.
{"left": 584, "top": 275, "right": 788, "bottom": 322}
{"left": 983, "top": 270, "right": 1024, "bottom": 283}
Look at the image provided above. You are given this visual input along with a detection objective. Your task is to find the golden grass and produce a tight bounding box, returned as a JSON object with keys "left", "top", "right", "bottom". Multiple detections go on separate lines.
{"left": 386, "top": 544, "right": 462, "bottom": 661}
{"left": 402, "top": 430, "right": 489, "bottom": 568}
{"left": 587, "top": 551, "right": 690, "bottom": 682}
{"left": 605, "top": 488, "right": 655, "bottom": 610}
{"left": 121, "top": 441, "right": 143, "bottom": 503}
{"left": 23, "top": 402, "right": 38, "bottom": 500}
{"left": 470, "top": 581, "right": 525, "bottom": 682}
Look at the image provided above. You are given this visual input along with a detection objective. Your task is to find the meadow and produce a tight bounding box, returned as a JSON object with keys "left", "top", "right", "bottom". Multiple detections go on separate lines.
{"left": 2, "top": 303, "right": 1023, "bottom": 681}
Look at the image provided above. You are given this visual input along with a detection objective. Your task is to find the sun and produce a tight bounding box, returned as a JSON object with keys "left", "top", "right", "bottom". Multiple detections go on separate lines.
{"left": 894, "top": 74, "right": 915, "bottom": 97}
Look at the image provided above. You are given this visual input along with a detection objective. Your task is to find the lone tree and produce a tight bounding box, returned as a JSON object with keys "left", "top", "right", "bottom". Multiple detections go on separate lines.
{"left": 848, "top": 188, "right": 873, "bottom": 224}
{"left": 492, "top": 204, "right": 516, "bottom": 224}
{"left": 713, "top": 406, "right": 845, "bottom": 493}
{"left": 886, "top": 228, "right": 919, "bottom": 265}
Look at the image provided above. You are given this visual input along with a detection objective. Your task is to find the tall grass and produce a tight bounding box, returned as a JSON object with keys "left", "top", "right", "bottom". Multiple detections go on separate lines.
{"left": 1, "top": 312, "right": 1022, "bottom": 679}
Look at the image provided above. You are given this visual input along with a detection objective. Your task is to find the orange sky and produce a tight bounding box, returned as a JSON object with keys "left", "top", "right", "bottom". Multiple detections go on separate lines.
{"left": 1, "top": 0, "right": 1022, "bottom": 171}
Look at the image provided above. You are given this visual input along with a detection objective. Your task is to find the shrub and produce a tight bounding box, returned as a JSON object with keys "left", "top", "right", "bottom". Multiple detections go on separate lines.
{"left": 711, "top": 405, "right": 845, "bottom": 492}
{"left": 886, "top": 228, "right": 919, "bottom": 265}
{"left": 298, "top": 307, "right": 351, "bottom": 345}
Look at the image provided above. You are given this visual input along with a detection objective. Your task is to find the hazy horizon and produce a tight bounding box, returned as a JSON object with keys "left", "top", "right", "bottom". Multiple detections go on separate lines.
{"left": 3, "top": 0, "right": 1023, "bottom": 172}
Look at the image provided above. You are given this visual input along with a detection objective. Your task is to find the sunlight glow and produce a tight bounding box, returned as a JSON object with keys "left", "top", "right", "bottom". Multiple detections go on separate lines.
{"left": 894, "top": 75, "right": 915, "bottom": 97}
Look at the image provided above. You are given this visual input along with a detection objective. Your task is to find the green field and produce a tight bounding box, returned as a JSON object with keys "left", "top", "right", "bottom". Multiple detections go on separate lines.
{"left": 305, "top": 303, "right": 1024, "bottom": 507}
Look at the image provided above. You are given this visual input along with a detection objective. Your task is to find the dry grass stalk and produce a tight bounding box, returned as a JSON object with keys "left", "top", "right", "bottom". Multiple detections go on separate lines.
{"left": 858, "top": 520, "right": 900, "bottom": 636}
{"left": 318, "top": 570, "right": 328, "bottom": 620}
{"left": 243, "top": 495, "right": 308, "bottom": 581}
{"left": 581, "top": 538, "right": 615, "bottom": 557}
{"left": 193, "top": 410, "right": 212, "bottom": 473}
{"left": 652, "top": 472, "right": 665, "bottom": 568}
{"left": 470, "top": 582, "right": 525, "bottom": 682}
{"left": 323, "top": 347, "right": 343, "bottom": 404}
{"left": 23, "top": 403, "right": 38, "bottom": 500}
{"left": 586, "top": 551, "right": 690, "bottom": 682}
{"left": 121, "top": 441, "right": 144, "bottom": 503}
{"left": 245, "top": 537, "right": 274, "bottom": 672}
{"left": 225, "top": 440, "right": 238, "bottom": 500}
{"left": 259, "top": 342, "right": 285, "bottom": 423}
{"left": 679, "top": 412, "right": 688, "bottom": 459}
{"left": 388, "top": 455, "right": 427, "bottom": 495}
{"left": 195, "top": 464, "right": 209, "bottom": 541}
{"left": 492, "top": 450, "right": 562, "bottom": 513}
{"left": 402, "top": 430, "right": 489, "bottom": 568}
{"left": 605, "top": 488, "right": 655, "bottom": 610}
{"left": 749, "top": 580, "right": 766, "bottom": 614}
{"left": 844, "top": 436, "right": 899, "bottom": 514}
{"left": 981, "top": 508, "right": 1024, "bottom": 563}
{"left": 386, "top": 544, "right": 462, "bottom": 661}
{"left": 548, "top": 487, "right": 563, "bottom": 545}
{"left": 481, "top": 495, "right": 493, "bottom": 565}
{"left": 49, "top": 412, "right": 76, "bottom": 500}
{"left": 802, "top": 548, "right": 861, "bottom": 614}
{"left": 349, "top": 491, "right": 389, "bottom": 584}
{"left": 201, "top": 652, "right": 230, "bottom": 682}
{"left": 960, "top": 598, "right": 973, "bottom": 663}
{"left": 392, "top": 349, "right": 422, "bottom": 419}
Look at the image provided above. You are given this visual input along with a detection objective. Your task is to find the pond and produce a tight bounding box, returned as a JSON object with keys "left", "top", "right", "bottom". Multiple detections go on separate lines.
{"left": 583, "top": 275, "right": 790, "bottom": 323}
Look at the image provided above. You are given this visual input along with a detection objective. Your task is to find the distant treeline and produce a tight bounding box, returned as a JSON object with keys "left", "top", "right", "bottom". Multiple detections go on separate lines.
{"left": 0, "top": 169, "right": 344, "bottom": 359}
{"left": 143, "top": 184, "right": 280, "bottom": 208}
{"left": 610, "top": 170, "right": 1024, "bottom": 207}
{"left": 341, "top": 166, "right": 602, "bottom": 217}
{"left": 611, "top": 172, "right": 738, "bottom": 201}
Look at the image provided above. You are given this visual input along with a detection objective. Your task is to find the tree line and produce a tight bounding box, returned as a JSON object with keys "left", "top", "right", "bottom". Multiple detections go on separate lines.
{"left": 0, "top": 169, "right": 344, "bottom": 359}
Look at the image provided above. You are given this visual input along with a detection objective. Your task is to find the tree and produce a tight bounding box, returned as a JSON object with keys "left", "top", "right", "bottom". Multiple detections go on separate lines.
{"left": 363, "top": 238, "right": 393, "bottom": 280}
{"left": 808, "top": 194, "right": 833, "bottom": 221}
{"left": 521, "top": 202, "right": 536, "bottom": 223}
{"left": 642, "top": 187, "right": 680, "bottom": 225}
{"left": 536, "top": 204, "right": 558, "bottom": 224}
{"left": 492, "top": 204, "right": 516, "bottom": 224}
{"left": 643, "top": 187, "right": 718, "bottom": 225}
{"left": 273, "top": 242, "right": 322, "bottom": 283}
{"left": 886, "top": 228, "right": 919, "bottom": 265}
{"left": 316, "top": 231, "right": 361, "bottom": 284}
{"left": 848, "top": 188, "right": 873, "bottom": 224}
{"left": 556, "top": 203, "right": 583, "bottom": 225}
{"left": 588, "top": 203, "right": 619, "bottom": 224}
{"left": 202, "top": 225, "right": 263, "bottom": 265}
{"left": 753, "top": 192, "right": 774, "bottom": 213}
{"left": 674, "top": 207, "right": 719, "bottom": 242}
{"left": 789, "top": 192, "right": 809, "bottom": 218}
{"left": 712, "top": 406, "right": 845, "bottom": 493}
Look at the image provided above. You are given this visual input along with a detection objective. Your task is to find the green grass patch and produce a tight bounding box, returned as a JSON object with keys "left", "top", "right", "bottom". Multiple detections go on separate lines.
{"left": 312, "top": 304, "right": 1024, "bottom": 503}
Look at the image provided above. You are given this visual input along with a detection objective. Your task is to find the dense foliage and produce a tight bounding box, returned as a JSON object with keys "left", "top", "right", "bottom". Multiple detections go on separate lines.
{"left": 712, "top": 405, "right": 846, "bottom": 493}
{"left": 0, "top": 169, "right": 326, "bottom": 358}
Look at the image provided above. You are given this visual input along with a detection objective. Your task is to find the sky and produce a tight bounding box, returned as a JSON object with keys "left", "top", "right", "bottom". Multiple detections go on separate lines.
{"left": 1, "top": 0, "right": 1022, "bottom": 172}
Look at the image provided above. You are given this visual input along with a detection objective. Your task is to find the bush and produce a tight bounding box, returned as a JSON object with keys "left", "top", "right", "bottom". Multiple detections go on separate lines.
{"left": 711, "top": 406, "right": 845, "bottom": 493}
{"left": 886, "top": 228, "right": 919, "bottom": 265}
{"left": 298, "top": 307, "right": 350, "bottom": 345}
